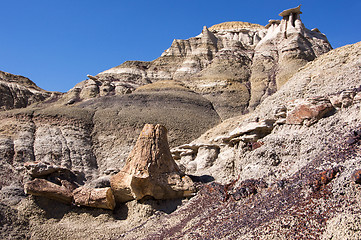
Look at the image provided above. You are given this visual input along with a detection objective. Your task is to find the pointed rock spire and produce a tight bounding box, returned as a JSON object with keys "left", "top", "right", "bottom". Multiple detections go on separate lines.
{"left": 201, "top": 26, "right": 218, "bottom": 46}
{"left": 110, "top": 124, "right": 196, "bottom": 202}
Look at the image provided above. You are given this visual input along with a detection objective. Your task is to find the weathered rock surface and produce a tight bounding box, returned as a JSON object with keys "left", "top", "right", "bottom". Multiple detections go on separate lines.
{"left": 175, "top": 41, "right": 361, "bottom": 185}
{"left": 0, "top": 6, "right": 359, "bottom": 240}
{"left": 111, "top": 124, "right": 196, "bottom": 202}
{"left": 248, "top": 5, "right": 332, "bottom": 109}
{"left": 0, "top": 71, "right": 53, "bottom": 111}
{"left": 73, "top": 187, "right": 115, "bottom": 210}
{"left": 0, "top": 87, "right": 220, "bottom": 190}
{"left": 121, "top": 41, "right": 361, "bottom": 240}
{"left": 285, "top": 97, "right": 335, "bottom": 126}
{"left": 24, "top": 161, "right": 63, "bottom": 177}
{"left": 24, "top": 178, "right": 73, "bottom": 204}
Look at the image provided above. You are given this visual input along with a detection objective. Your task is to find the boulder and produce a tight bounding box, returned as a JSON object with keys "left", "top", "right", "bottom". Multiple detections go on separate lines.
{"left": 24, "top": 178, "right": 73, "bottom": 204}
{"left": 110, "top": 124, "right": 196, "bottom": 202}
{"left": 73, "top": 187, "right": 115, "bottom": 210}
{"left": 24, "top": 161, "right": 62, "bottom": 177}
{"left": 286, "top": 97, "right": 334, "bottom": 126}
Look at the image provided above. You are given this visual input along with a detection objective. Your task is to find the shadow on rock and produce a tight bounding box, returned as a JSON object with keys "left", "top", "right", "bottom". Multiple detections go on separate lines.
{"left": 32, "top": 196, "right": 116, "bottom": 220}
{"left": 189, "top": 175, "right": 215, "bottom": 183}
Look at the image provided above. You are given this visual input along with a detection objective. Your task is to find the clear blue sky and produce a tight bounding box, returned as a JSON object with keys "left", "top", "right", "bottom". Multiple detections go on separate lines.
{"left": 1, "top": 0, "right": 360, "bottom": 92}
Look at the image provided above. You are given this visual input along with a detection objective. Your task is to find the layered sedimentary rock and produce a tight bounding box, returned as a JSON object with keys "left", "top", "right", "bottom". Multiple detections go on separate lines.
{"left": 248, "top": 5, "right": 332, "bottom": 108}
{"left": 111, "top": 124, "right": 195, "bottom": 202}
{"left": 0, "top": 71, "right": 53, "bottom": 111}
{"left": 174, "top": 41, "right": 361, "bottom": 184}
{"left": 124, "top": 41, "right": 361, "bottom": 240}
{"left": 61, "top": 5, "right": 331, "bottom": 119}
{"left": 0, "top": 85, "right": 220, "bottom": 189}
{"left": 1, "top": 6, "right": 358, "bottom": 240}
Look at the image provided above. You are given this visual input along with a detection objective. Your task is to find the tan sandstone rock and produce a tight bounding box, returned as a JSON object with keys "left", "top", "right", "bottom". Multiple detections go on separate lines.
{"left": 286, "top": 97, "right": 335, "bottom": 126}
{"left": 24, "top": 178, "right": 73, "bottom": 204}
{"left": 110, "top": 124, "right": 196, "bottom": 202}
{"left": 73, "top": 187, "right": 116, "bottom": 210}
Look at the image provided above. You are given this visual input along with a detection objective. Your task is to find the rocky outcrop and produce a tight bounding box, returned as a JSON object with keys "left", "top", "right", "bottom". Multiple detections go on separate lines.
{"left": 0, "top": 71, "right": 53, "bottom": 111}
{"left": 121, "top": 41, "right": 361, "bottom": 240}
{"left": 1, "top": 7, "right": 359, "bottom": 240}
{"left": 173, "top": 41, "right": 361, "bottom": 184}
{"left": 214, "top": 119, "right": 275, "bottom": 143}
{"left": 0, "top": 88, "right": 220, "bottom": 189}
{"left": 111, "top": 124, "right": 196, "bottom": 202}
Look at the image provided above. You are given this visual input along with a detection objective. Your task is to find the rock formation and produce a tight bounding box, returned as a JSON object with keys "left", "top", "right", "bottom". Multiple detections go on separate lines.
{"left": 121, "top": 41, "right": 361, "bottom": 240}
{"left": 248, "top": 5, "right": 332, "bottom": 108}
{"left": 58, "top": 5, "right": 331, "bottom": 119}
{"left": 0, "top": 71, "right": 53, "bottom": 111}
{"left": 111, "top": 124, "right": 195, "bottom": 202}
{"left": 1, "top": 6, "right": 360, "bottom": 240}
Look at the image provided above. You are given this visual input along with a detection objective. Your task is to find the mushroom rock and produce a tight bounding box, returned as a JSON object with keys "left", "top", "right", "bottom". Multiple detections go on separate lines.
{"left": 248, "top": 5, "right": 332, "bottom": 109}
{"left": 110, "top": 124, "right": 196, "bottom": 202}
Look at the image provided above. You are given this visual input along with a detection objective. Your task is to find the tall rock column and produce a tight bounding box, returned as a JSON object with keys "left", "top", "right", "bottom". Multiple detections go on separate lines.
{"left": 110, "top": 124, "right": 196, "bottom": 202}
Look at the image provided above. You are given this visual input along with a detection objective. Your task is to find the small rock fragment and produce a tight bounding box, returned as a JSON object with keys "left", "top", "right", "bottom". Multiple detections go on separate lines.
{"left": 351, "top": 170, "right": 361, "bottom": 184}
{"left": 24, "top": 161, "right": 62, "bottom": 177}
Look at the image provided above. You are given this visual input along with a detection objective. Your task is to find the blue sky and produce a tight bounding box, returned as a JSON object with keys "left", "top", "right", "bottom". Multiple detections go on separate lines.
{"left": 1, "top": 0, "right": 360, "bottom": 92}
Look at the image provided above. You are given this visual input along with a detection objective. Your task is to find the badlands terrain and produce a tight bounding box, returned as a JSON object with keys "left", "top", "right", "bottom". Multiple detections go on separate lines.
{"left": 1, "top": 5, "right": 361, "bottom": 239}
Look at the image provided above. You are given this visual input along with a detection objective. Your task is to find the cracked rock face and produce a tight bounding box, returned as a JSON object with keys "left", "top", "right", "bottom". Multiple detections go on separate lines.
{"left": 110, "top": 124, "right": 196, "bottom": 202}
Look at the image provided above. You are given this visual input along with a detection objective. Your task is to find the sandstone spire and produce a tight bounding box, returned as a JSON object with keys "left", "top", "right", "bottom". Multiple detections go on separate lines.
{"left": 110, "top": 124, "right": 196, "bottom": 202}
